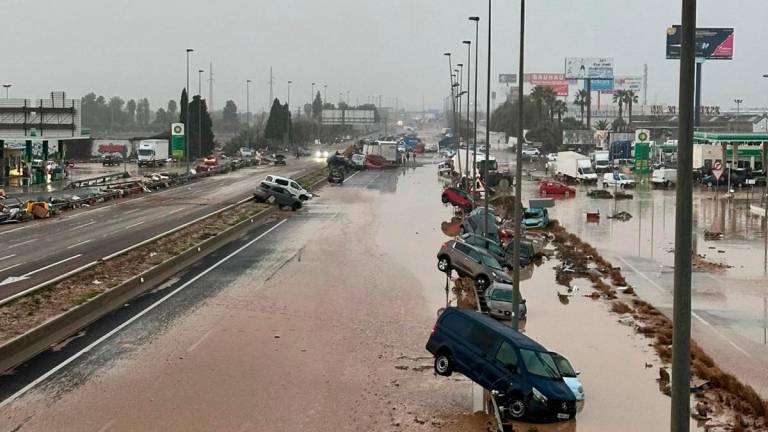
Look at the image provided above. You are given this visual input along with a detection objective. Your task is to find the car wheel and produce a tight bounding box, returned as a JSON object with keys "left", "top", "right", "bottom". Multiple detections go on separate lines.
{"left": 437, "top": 256, "right": 451, "bottom": 273}
{"left": 502, "top": 265, "right": 512, "bottom": 273}
{"left": 507, "top": 397, "right": 527, "bottom": 419}
{"left": 292, "top": 202, "right": 301, "bottom": 211}
{"left": 498, "top": 178, "right": 510, "bottom": 188}
{"left": 475, "top": 275, "right": 490, "bottom": 291}
{"left": 441, "top": 194, "right": 449, "bottom": 204}
{"left": 300, "top": 195, "right": 309, "bottom": 201}
{"left": 434, "top": 352, "right": 454, "bottom": 376}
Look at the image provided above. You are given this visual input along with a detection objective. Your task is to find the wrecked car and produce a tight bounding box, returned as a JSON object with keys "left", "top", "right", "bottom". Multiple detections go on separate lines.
{"left": 441, "top": 187, "right": 473, "bottom": 212}
{"left": 550, "top": 352, "right": 585, "bottom": 412}
{"left": 436, "top": 239, "right": 512, "bottom": 289}
{"left": 253, "top": 182, "right": 302, "bottom": 211}
{"left": 460, "top": 233, "right": 534, "bottom": 268}
{"left": 485, "top": 282, "right": 528, "bottom": 321}
{"left": 522, "top": 208, "right": 550, "bottom": 229}
{"left": 426, "top": 308, "right": 578, "bottom": 421}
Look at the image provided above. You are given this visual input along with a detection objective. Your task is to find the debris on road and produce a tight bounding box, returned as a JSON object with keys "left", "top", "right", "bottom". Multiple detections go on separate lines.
{"left": 704, "top": 230, "right": 724, "bottom": 241}
{"left": 607, "top": 211, "right": 632, "bottom": 221}
{"left": 613, "top": 191, "right": 633, "bottom": 200}
{"left": 587, "top": 189, "right": 612, "bottom": 199}
{"left": 692, "top": 254, "right": 732, "bottom": 273}
{"left": 585, "top": 211, "right": 600, "bottom": 223}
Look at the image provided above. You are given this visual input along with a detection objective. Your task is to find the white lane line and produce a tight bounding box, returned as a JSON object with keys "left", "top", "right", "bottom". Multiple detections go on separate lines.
{"left": 0, "top": 254, "right": 16, "bottom": 262}
{"left": 0, "top": 226, "right": 28, "bottom": 236}
{"left": 0, "top": 219, "right": 287, "bottom": 409}
{"left": 0, "top": 263, "right": 23, "bottom": 274}
{"left": 71, "top": 221, "right": 96, "bottom": 231}
{"left": 67, "top": 239, "right": 93, "bottom": 249}
{"left": 692, "top": 313, "right": 753, "bottom": 358}
{"left": 23, "top": 255, "right": 83, "bottom": 277}
{"left": 344, "top": 170, "right": 361, "bottom": 182}
{"left": 186, "top": 328, "right": 215, "bottom": 352}
{"left": 123, "top": 221, "right": 145, "bottom": 230}
{"left": 122, "top": 208, "right": 141, "bottom": 215}
{"left": 167, "top": 208, "right": 185, "bottom": 216}
{"left": 96, "top": 419, "right": 116, "bottom": 432}
{"left": 615, "top": 256, "right": 665, "bottom": 293}
{"left": 11, "top": 239, "right": 35, "bottom": 248}
{"left": 615, "top": 257, "right": 754, "bottom": 359}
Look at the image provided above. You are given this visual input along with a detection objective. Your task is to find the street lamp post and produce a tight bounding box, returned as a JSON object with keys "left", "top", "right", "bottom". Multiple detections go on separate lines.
{"left": 288, "top": 80, "right": 293, "bottom": 147}
{"left": 734, "top": 98, "right": 743, "bottom": 114}
{"left": 246, "top": 80, "right": 252, "bottom": 128}
{"left": 445, "top": 53, "right": 460, "bottom": 169}
{"left": 469, "top": 17, "right": 480, "bottom": 184}
{"left": 483, "top": 1, "right": 492, "bottom": 242}
{"left": 2, "top": 84, "right": 10, "bottom": 99}
{"left": 311, "top": 82, "right": 316, "bottom": 107}
{"left": 185, "top": 48, "right": 194, "bottom": 174}
{"left": 198, "top": 69, "right": 204, "bottom": 158}
{"left": 323, "top": 85, "right": 328, "bottom": 105}
{"left": 511, "top": 0, "right": 526, "bottom": 331}
{"left": 463, "top": 40, "right": 472, "bottom": 180}
{"left": 671, "top": 0, "right": 697, "bottom": 430}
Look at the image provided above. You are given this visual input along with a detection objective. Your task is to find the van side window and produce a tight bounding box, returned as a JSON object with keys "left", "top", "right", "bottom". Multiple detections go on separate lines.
{"left": 290, "top": 182, "right": 300, "bottom": 190}
{"left": 276, "top": 179, "right": 289, "bottom": 186}
{"left": 467, "top": 324, "right": 499, "bottom": 353}
{"left": 495, "top": 342, "right": 518, "bottom": 370}
{"left": 441, "top": 313, "right": 470, "bottom": 338}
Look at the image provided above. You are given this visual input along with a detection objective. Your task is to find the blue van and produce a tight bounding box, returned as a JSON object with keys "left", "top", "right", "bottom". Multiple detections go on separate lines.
{"left": 426, "top": 308, "right": 577, "bottom": 421}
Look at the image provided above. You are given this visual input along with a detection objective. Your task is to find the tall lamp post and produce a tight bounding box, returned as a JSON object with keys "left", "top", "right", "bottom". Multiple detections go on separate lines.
{"left": 483, "top": 0, "right": 492, "bottom": 242}
{"left": 463, "top": 41, "right": 472, "bottom": 181}
{"left": 734, "top": 98, "right": 743, "bottom": 114}
{"left": 246, "top": 80, "right": 252, "bottom": 128}
{"left": 198, "top": 69, "right": 204, "bottom": 158}
{"left": 469, "top": 16, "right": 480, "bottom": 183}
{"left": 671, "top": 0, "right": 697, "bottom": 430}
{"left": 288, "top": 80, "right": 293, "bottom": 147}
{"left": 511, "top": 0, "right": 526, "bottom": 331}
{"left": 2, "top": 84, "right": 10, "bottom": 99}
{"left": 323, "top": 85, "right": 328, "bottom": 105}
{"left": 185, "top": 48, "right": 194, "bottom": 174}
{"left": 311, "top": 82, "right": 316, "bottom": 106}
{"left": 445, "top": 53, "right": 460, "bottom": 165}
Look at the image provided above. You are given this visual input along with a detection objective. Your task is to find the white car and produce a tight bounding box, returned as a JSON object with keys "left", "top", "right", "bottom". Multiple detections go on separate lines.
{"left": 521, "top": 148, "right": 540, "bottom": 157}
{"left": 264, "top": 175, "right": 312, "bottom": 200}
{"left": 603, "top": 172, "right": 635, "bottom": 189}
{"left": 551, "top": 352, "right": 585, "bottom": 413}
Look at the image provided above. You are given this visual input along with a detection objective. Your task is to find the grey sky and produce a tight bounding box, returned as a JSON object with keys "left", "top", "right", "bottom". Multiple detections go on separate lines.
{"left": 1, "top": 0, "right": 766, "bottom": 114}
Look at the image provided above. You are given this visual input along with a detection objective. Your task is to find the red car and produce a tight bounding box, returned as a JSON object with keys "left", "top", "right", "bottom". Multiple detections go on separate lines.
{"left": 538, "top": 180, "right": 575, "bottom": 196}
{"left": 441, "top": 187, "right": 473, "bottom": 211}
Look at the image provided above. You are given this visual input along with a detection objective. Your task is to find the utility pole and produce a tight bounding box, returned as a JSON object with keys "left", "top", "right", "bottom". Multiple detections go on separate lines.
{"left": 483, "top": 0, "right": 491, "bottom": 240}
{"left": 470, "top": 16, "right": 480, "bottom": 184}
{"left": 246, "top": 79, "right": 252, "bottom": 127}
{"left": 198, "top": 69, "right": 204, "bottom": 158}
{"left": 734, "top": 98, "right": 743, "bottom": 114}
{"left": 185, "top": 48, "right": 194, "bottom": 174}
{"left": 511, "top": 0, "right": 526, "bottom": 331}
{"left": 269, "top": 67, "right": 274, "bottom": 104}
{"left": 209, "top": 61, "right": 214, "bottom": 112}
{"left": 463, "top": 40, "right": 472, "bottom": 180}
{"left": 671, "top": 0, "right": 696, "bottom": 430}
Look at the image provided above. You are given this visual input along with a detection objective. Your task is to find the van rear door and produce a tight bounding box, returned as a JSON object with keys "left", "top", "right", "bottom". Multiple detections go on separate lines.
{"left": 463, "top": 323, "right": 501, "bottom": 388}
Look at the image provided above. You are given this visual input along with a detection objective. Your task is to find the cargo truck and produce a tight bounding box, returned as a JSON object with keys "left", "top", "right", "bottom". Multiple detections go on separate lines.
{"left": 592, "top": 150, "right": 611, "bottom": 173}
{"left": 554, "top": 151, "right": 598, "bottom": 184}
{"left": 137, "top": 139, "right": 169, "bottom": 167}
{"left": 363, "top": 140, "right": 398, "bottom": 163}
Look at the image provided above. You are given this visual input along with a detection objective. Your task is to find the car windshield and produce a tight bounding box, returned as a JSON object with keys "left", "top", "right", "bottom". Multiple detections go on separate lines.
{"left": 580, "top": 166, "right": 595, "bottom": 174}
{"left": 479, "top": 253, "right": 503, "bottom": 271}
{"left": 520, "top": 349, "right": 562, "bottom": 379}
{"left": 138, "top": 149, "right": 153, "bottom": 156}
{"left": 489, "top": 288, "right": 513, "bottom": 302}
{"left": 551, "top": 353, "right": 578, "bottom": 378}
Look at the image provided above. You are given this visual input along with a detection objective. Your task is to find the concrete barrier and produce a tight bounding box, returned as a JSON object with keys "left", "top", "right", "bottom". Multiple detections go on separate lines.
{"left": 0, "top": 166, "right": 328, "bottom": 374}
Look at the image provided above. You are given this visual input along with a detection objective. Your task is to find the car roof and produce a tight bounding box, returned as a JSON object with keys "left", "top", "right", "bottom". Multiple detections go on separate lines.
{"left": 443, "top": 308, "right": 546, "bottom": 351}
{"left": 452, "top": 239, "right": 497, "bottom": 258}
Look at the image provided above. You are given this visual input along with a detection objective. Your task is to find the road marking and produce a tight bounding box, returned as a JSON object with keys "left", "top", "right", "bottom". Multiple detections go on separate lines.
{"left": 71, "top": 221, "right": 96, "bottom": 231}
{"left": 187, "top": 328, "right": 215, "bottom": 352}
{"left": 0, "top": 254, "right": 17, "bottom": 262}
{"left": 615, "top": 257, "right": 754, "bottom": 360}
{"left": 23, "top": 255, "right": 83, "bottom": 277}
{"left": 344, "top": 170, "right": 361, "bottom": 182}
{"left": 11, "top": 239, "right": 35, "bottom": 248}
{"left": 0, "top": 219, "right": 287, "bottom": 408}
{"left": 0, "top": 226, "right": 28, "bottom": 236}
{"left": 67, "top": 239, "right": 93, "bottom": 249}
{"left": 96, "top": 419, "right": 116, "bottom": 432}
{"left": 167, "top": 208, "right": 185, "bottom": 216}
{"left": 692, "top": 313, "right": 753, "bottom": 358}
{"left": 123, "top": 208, "right": 141, "bottom": 215}
{"left": 0, "top": 263, "right": 23, "bottom": 274}
{"left": 615, "top": 256, "right": 665, "bottom": 293}
{"left": 124, "top": 221, "right": 145, "bottom": 230}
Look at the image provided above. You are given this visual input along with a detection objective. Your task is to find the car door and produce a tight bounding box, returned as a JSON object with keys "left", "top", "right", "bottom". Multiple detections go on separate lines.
{"left": 486, "top": 341, "right": 525, "bottom": 392}
{"left": 452, "top": 242, "right": 475, "bottom": 275}
{"left": 464, "top": 323, "right": 501, "bottom": 388}
{"left": 290, "top": 181, "right": 303, "bottom": 195}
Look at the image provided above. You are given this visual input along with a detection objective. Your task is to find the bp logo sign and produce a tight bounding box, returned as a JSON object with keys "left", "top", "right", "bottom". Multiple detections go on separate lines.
{"left": 173, "top": 125, "right": 183, "bottom": 134}
{"left": 635, "top": 129, "right": 650, "bottom": 143}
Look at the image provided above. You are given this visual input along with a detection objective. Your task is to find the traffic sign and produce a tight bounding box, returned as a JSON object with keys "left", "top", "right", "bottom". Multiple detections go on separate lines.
{"left": 712, "top": 162, "right": 723, "bottom": 180}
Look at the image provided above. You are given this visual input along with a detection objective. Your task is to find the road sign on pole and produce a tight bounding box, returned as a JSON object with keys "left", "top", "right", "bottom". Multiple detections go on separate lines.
{"left": 171, "top": 123, "right": 185, "bottom": 159}
{"left": 712, "top": 161, "right": 723, "bottom": 181}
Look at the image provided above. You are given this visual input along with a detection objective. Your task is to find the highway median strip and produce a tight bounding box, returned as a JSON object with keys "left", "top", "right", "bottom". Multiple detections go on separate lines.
{"left": 0, "top": 166, "right": 328, "bottom": 374}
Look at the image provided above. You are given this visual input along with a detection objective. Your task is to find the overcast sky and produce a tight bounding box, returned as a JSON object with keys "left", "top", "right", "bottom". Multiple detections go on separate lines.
{"left": 1, "top": 0, "right": 767, "bottom": 114}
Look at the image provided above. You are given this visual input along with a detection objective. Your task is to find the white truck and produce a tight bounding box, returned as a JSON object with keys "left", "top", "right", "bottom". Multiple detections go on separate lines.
{"left": 137, "top": 139, "right": 169, "bottom": 167}
{"left": 592, "top": 150, "right": 611, "bottom": 173}
{"left": 364, "top": 140, "right": 398, "bottom": 163}
{"left": 651, "top": 168, "right": 677, "bottom": 188}
{"left": 554, "top": 151, "right": 598, "bottom": 184}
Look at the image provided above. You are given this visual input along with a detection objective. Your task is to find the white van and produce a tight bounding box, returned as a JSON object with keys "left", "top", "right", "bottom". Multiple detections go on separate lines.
{"left": 263, "top": 175, "right": 312, "bottom": 200}
{"left": 651, "top": 168, "right": 677, "bottom": 188}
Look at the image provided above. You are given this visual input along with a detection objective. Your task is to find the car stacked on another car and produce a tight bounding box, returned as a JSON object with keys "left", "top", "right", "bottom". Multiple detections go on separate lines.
{"left": 253, "top": 181, "right": 303, "bottom": 211}
{"left": 263, "top": 175, "right": 312, "bottom": 200}
{"left": 441, "top": 187, "right": 473, "bottom": 212}
{"left": 436, "top": 239, "right": 512, "bottom": 290}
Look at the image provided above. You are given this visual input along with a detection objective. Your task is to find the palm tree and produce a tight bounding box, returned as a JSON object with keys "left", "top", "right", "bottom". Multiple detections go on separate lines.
{"left": 530, "top": 86, "right": 549, "bottom": 126}
{"left": 612, "top": 90, "right": 627, "bottom": 122}
{"left": 552, "top": 100, "right": 567, "bottom": 125}
{"left": 541, "top": 87, "right": 557, "bottom": 123}
{"left": 623, "top": 90, "right": 639, "bottom": 127}
{"left": 573, "top": 90, "right": 588, "bottom": 124}
{"left": 594, "top": 119, "right": 610, "bottom": 131}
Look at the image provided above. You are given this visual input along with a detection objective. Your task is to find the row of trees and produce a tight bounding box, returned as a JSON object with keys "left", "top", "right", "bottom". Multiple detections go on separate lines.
{"left": 81, "top": 93, "right": 178, "bottom": 133}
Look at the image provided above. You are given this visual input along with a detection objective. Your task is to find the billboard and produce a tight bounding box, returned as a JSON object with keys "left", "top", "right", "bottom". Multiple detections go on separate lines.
{"left": 525, "top": 73, "right": 569, "bottom": 97}
{"left": 614, "top": 76, "right": 643, "bottom": 93}
{"left": 321, "top": 109, "right": 375, "bottom": 125}
{"left": 562, "top": 130, "right": 598, "bottom": 147}
{"left": 92, "top": 139, "right": 130, "bottom": 157}
{"left": 564, "top": 57, "right": 614, "bottom": 79}
{"left": 498, "top": 74, "right": 517, "bottom": 84}
{"left": 666, "top": 26, "right": 734, "bottom": 60}
{"left": 588, "top": 79, "right": 614, "bottom": 93}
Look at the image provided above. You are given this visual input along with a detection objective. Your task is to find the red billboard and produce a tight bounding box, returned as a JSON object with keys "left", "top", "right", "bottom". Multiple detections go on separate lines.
{"left": 525, "top": 73, "right": 569, "bottom": 97}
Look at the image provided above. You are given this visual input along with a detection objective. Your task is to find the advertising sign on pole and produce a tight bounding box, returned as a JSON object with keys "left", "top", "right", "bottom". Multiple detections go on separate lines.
{"left": 614, "top": 76, "right": 643, "bottom": 93}
{"left": 666, "top": 26, "right": 734, "bottom": 60}
{"left": 564, "top": 57, "right": 614, "bottom": 79}
{"left": 498, "top": 74, "right": 518, "bottom": 84}
{"left": 588, "top": 79, "right": 614, "bottom": 93}
{"left": 171, "top": 123, "right": 185, "bottom": 158}
{"left": 524, "top": 73, "right": 569, "bottom": 97}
